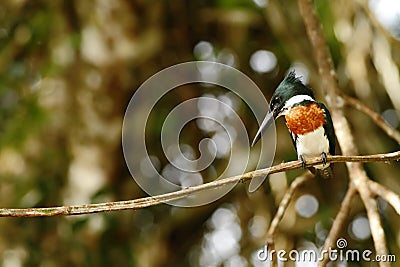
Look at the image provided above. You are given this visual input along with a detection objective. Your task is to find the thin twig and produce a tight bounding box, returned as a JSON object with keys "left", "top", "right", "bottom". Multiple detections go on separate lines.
{"left": 330, "top": 151, "right": 400, "bottom": 163}
{"left": 343, "top": 95, "right": 400, "bottom": 144}
{"left": 0, "top": 152, "right": 399, "bottom": 217}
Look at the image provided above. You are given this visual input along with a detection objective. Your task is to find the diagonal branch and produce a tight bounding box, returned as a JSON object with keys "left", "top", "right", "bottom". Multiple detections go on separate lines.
{"left": 0, "top": 152, "right": 399, "bottom": 218}
{"left": 368, "top": 180, "right": 400, "bottom": 215}
{"left": 319, "top": 184, "right": 357, "bottom": 267}
{"left": 265, "top": 172, "right": 313, "bottom": 246}
{"left": 343, "top": 94, "right": 400, "bottom": 144}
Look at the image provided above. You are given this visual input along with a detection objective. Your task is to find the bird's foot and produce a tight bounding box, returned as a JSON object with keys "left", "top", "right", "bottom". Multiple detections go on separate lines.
{"left": 299, "top": 155, "right": 306, "bottom": 168}
{"left": 321, "top": 152, "right": 327, "bottom": 165}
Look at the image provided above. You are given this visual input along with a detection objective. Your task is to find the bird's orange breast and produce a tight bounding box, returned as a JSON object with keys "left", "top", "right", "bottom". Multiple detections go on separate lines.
{"left": 285, "top": 103, "right": 326, "bottom": 135}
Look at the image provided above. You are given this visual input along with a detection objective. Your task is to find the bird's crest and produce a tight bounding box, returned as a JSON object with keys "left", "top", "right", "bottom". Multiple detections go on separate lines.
{"left": 276, "top": 70, "right": 315, "bottom": 99}
{"left": 283, "top": 70, "right": 305, "bottom": 87}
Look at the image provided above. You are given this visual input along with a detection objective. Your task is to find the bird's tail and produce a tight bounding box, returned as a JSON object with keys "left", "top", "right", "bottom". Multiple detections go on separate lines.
{"left": 317, "top": 166, "right": 334, "bottom": 179}
{"left": 308, "top": 166, "right": 334, "bottom": 179}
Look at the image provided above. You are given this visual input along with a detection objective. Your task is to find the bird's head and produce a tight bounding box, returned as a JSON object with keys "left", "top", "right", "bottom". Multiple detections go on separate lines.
{"left": 252, "top": 70, "right": 315, "bottom": 146}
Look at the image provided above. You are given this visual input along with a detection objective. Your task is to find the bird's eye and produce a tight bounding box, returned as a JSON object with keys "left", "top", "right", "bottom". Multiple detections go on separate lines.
{"left": 272, "top": 96, "right": 281, "bottom": 107}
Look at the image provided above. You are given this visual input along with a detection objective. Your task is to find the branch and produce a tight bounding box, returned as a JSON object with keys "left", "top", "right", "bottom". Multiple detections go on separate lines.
{"left": 343, "top": 94, "right": 400, "bottom": 144}
{"left": 319, "top": 174, "right": 400, "bottom": 267}
{"left": 356, "top": 168, "right": 390, "bottom": 267}
{"left": 265, "top": 173, "right": 313, "bottom": 246}
{"left": 0, "top": 152, "right": 399, "bottom": 218}
{"left": 297, "top": 0, "right": 393, "bottom": 266}
{"left": 368, "top": 180, "right": 400, "bottom": 215}
{"left": 319, "top": 184, "right": 357, "bottom": 267}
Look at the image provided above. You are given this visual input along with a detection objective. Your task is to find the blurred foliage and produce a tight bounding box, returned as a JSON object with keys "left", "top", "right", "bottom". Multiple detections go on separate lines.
{"left": 0, "top": 0, "right": 399, "bottom": 267}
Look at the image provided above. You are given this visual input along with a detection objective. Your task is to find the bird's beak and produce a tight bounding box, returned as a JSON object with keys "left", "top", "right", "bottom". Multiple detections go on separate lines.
{"left": 251, "top": 109, "right": 276, "bottom": 147}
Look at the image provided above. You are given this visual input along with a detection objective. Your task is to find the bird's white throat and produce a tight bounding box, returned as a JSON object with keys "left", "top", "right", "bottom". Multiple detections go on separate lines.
{"left": 283, "top": 95, "right": 314, "bottom": 110}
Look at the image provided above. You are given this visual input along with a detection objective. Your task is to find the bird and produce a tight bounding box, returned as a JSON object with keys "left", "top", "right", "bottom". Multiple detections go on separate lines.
{"left": 252, "top": 70, "right": 335, "bottom": 178}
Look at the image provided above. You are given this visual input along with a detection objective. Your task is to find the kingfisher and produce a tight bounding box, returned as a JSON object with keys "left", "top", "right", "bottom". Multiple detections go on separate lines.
{"left": 252, "top": 70, "right": 335, "bottom": 178}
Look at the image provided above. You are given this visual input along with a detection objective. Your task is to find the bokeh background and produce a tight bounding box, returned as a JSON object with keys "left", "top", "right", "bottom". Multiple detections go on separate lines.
{"left": 1, "top": 0, "right": 400, "bottom": 266}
